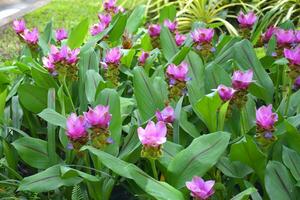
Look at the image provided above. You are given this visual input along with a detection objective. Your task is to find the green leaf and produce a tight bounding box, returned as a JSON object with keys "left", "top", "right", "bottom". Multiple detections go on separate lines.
{"left": 18, "top": 165, "right": 81, "bottom": 192}
{"left": 67, "top": 18, "right": 89, "bottom": 49}
{"left": 38, "top": 108, "right": 67, "bottom": 129}
{"left": 160, "top": 26, "right": 178, "bottom": 61}
{"left": 230, "top": 136, "right": 267, "bottom": 181}
{"left": 282, "top": 146, "right": 300, "bottom": 182}
{"left": 94, "top": 89, "right": 121, "bottom": 156}
{"left": 159, "top": 141, "right": 183, "bottom": 169}
{"left": 126, "top": 5, "right": 145, "bottom": 34}
{"left": 167, "top": 132, "right": 230, "bottom": 188}
{"left": 265, "top": 161, "right": 297, "bottom": 200}
{"left": 82, "top": 146, "right": 185, "bottom": 200}
{"left": 216, "top": 157, "right": 253, "bottom": 178}
{"left": 159, "top": 5, "right": 176, "bottom": 22}
{"left": 60, "top": 166, "right": 100, "bottom": 182}
{"left": 194, "top": 92, "right": 222, "bottom": 132}
{"left": 31, "top": 67, "right": 58, "bottom": 90}
{"left": 18, "top": 83, "right": 48, "bottom": 113}
{"left": 133, "top": 67, "right": 165, "bottom": 123}
{"left": 85, "top": 70, "right": 102, "bottom": 103}
{"left": 12, "top": 137, "right": 60, "bottom": 169}
{"left": 231, "top": 187, "right": 257, "bottom": 200}
{"left": 179, "top": 110, "right": 200, "bottom": 138}
{"left": 108, "top": 14, "right": 128, "bottom": 42}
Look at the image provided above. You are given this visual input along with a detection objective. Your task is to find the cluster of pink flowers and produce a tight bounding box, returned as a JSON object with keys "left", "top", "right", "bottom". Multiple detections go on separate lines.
{"left": 191, "top": 28, "right": 214, "bottom": 45}
{"left": 55, "top": 28, "right": 68, "bottom": 42}
{"left": 283, "top": 46, "right": 300, "bottom": 66}
{"left": 166, "top": 62, "right": 189, "bottom": 84}
{"left": 13, "top": 19, "right": 39, "bottom": 46}
{"left": 164, "top": 19, "right": 186, "bottom": 46}
{"left": 90, "top": 13, "right": 112, "bottom": 36}
{"left": 256, "top": 105, "right": 278, "bottom": 142}
{"left": 237, "top": 11, "right": 257, "bottom": 29}
{"left": 42, "top": 45, "right": 80, "bottom": 76}
{"left": 103, "top": 0, "right": 125, "bottom": 14}
{"left": 186, "top": 176, "right": 215, "bottom": 200}
{"left": 102, "top": 47, "right": 123, "bottom": 69}
{"left": 217, "top": 70, "right": 253, "bottom": 102}
{"left": 148, "top": 24, "right": 161, "bottom": 38}
{"left": 66, "top": 105, "right": 112, "bottom": 149}
{"left": 262, "top": 26, "right": 300, "bottom": 47}
{"left": 156, "top": 106, "right": 175, "bottom": 124}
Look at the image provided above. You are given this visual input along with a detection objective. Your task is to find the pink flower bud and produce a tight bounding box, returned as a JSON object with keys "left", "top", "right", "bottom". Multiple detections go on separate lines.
{"left": 156, "top": 106, "right": 175, "bottom": 123}
{"left": 66, "top": 48, "right": 80, "bottom": 64}
{"left": 164, "top": 19, "right": 177, "bottom": 33}
{"left": 66, "top": 113, "right": 87, "bottom": 140}
{"left": 191, "top": 28, "right": 214, "bottom": 44}
{"left": 262, "top": 25, "right": 277, "bottom": 43}
{"left": 13, "top": 19, "right": 26, "bottom": 34}
{"left": 42, "top": 56, "right": 55, "bottom": 73}
{"left": 98, "top": 13, "right": 112, "bottom": 27}
{"left": 186, "top": 176, "right": 215, "bottom": 200}
{"left": 275, "top": 29, "right": 295, "bottom": 46}
{"left": 232, "top": 69, "right": 253, "bottom": 90}
{"left": 105, "top": 48, "right": 122, "bottom": 65}
{"left": 22, "top": 28, "right": 39, "bottom": 45}
{"left": 166, "top": 62, "right": 189, "bottom": 82}
{"left": 237, "top": 11, "right": 257, "bottom": 28}
{"left": 137, "top": 121, "right": 167, "bottom": 147}
{"left": 175, "top": 34, "right": 186, "bottom": 46}
{"left": 90, "top": 22, "right": 106, "bottom": 36}
{"left": 103, "top": 0, "right": 117, "bottom": 12}
{"left": 284, "top": 47, "right": 300, "bottom": 66}
{"left": 148, "top": 24, "right": 161, "bottom": 38}
{"left": 55, "top": 28, "right": 68, "bottom": 41}
{"left": 217, "top": 85, "right": 235, "bottom": 101}
{"left": 138, "top": 51, "right": 149, "bottom": 65}
{"left": 84, "top": 105, "right": 112, "bottom": 128}
{"left": 256, "top": 105, "right": 278, "bottom": 131}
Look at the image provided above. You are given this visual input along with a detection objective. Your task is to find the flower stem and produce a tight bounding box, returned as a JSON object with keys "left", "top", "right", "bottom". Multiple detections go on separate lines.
{"left": 284, "top": 80, "right": 292, "bottom": 116}
{"left": 62, "top": 78, "right": 76, "bottom": 112}
{"left": 149, "top": 159, "right": 158, "bottom": 180}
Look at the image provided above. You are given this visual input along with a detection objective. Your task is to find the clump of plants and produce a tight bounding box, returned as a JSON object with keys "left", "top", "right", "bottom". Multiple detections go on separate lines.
{"left": 1, "top": 0, "right": 300, "bottom": 199}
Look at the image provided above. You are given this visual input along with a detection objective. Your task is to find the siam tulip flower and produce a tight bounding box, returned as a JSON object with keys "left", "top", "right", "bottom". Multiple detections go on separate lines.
{"left": 66, "top": 48, "right": 80, "bottom": 65}
{"left": 164, "top": 19, "right": 177, "bottom": 33}
{"left": 55, "top": 28, "right": 68, "bottom": 41}
{"left": 275, "top": 29, "right": 295, "bottom": 46}
{"left": 232, "top": 69, "right": 253, "bottom": 90}
{"left": 137, "top": 121, "right": 167, "bottom": 147}
{"left": 156, "top": 106, "right": 175, "bottom": 124}
{"left": 148, "top": 24, "right": 161, "bottom": 38}
{"left": 217, "top": 85, "right": 235, "bottom": 102}
{"left": 191, "top": 28, "right": 214, "bottom": 45}
{"left": 166, "top": 62, "right": 189, "bottom": 83}
{"left": 237, "top": 11, "right": 257, "bottom": 28}
{"left": 175, "top": 33, "right": 186, "bottom": 46}
{"left": 90, "top": 22, "right": 106, "bottom": 36}
{"left": 98, "top": 13, "right": 112, "bottom": 27}
{"left": 66, "top": 113, "right": 87, "bottom": 140}
{"left": 22, "top": 28, "right": 39, "bottom": 45}
{"left": 13, "top": 19, "right": 26, "bottom": 34}
{"left": 84, "top": 105, "right": 112, "bottom": 128}
{"left": 105, "top": 48, "right": 122, "bottom": 65}
{"left": 103, "top": 0, "right": 117, "bottom": 12}
{"left": 284, "top": 47, "right": 300, "bottom": 66}
{"left": 50, "top": 45, "right": 62, "bottom": 63}
{"left": 42, "top": 57, "right": 55, "bottom": 74}
{"left": 262, "top": 25, "right": 277, "bottom": 43}
{"left": 293, "top": 76, "right": 300, "bottom": 90}
{"left": 186, "top": 176, "right": 215, "bottom": 200}
{"left": 138, "top": 51, "right": 149, "bottom": 65}
{"left": 256, "top": 105, "right": 278, "bottom": 131}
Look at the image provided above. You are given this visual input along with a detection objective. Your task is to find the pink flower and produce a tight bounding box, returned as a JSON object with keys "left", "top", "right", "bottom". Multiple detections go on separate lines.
{"left": 295, "top": 30, "right": 300, "bottom": 43}
{"left": 98, "top": 13, "right": 112, "bottom": 27}
{"left": 284, "top": 47, "right": 300, "bottom": 66}
{"left": 256, "top": 105, "right": 278, "bottom": 131}
{"left": 84, "top": 105, "right": 112, "bottom": 128}
{"left": 148, "top": 24, "right": 161, "bottom": 38}
{"left": 237, "top": 11, "right": 257, "bottom": 28}
{"left": 42, "top": 57, "right": 55, "bottom": 73}
{"left": 13, "top": 19, "right": 26, "bottom": 34}
{"left": 115, "top": 6, "right": 125, "bottom": 13}
{"left": 217, "top": 85, "right": 235, "bottom": 101}
{"left": 175, "top": 34, "right": 186, "bottom": 46}
{"left": 90, "top": 22, "right": 106, "bottom": 36}
{"left": 103, "top": 0, "right": 117, "bottom": 12}
{"left": 164, "top": 19, "right": 177, "bottom": 33}
{"left": 50, "top": 45, "right": 62, "bottom": 63}
{"left": 156, "top": 106, "right": 175, "bottom": 123}
{"left": 22, "top": 28, "right": 39, "bottom": 44}
{"left": 186, "top": 176, "right": 215, "bottom": 200}
{"left": 66, "top": 113, "right": 87, "bottom": 140}
{"left": 55, "top": 28, "right": 68, "bottom": 41}
{"left": 232, "top": 69, "right": 253, "bottom": 90}
{"left": 275, "top": 29, "right": 295, "bottom": 46}
{"left": 191, "top": 28, "right": 214, "bottom": 44}
{"left": 137, "top": 121, "right": 167, "bottom": 147}
{"left": 66, "top": 48, "right": 80, "bottom": 64}
{"left": 262, "top": 25, "right": 277, "bottom": 42}
{"left": 138, "top": 51, "right": 149, "bottom": 65}
{"left": 105, "top": 48, "right": 122, "bottom": 65}
{"left": 167, "top": 62, "right": 189, "bottom": 82}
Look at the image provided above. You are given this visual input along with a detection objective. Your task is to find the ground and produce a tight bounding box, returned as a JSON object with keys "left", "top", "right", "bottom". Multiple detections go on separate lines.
{"left": 0, "top": 0, "right": 100, "bottom": 61}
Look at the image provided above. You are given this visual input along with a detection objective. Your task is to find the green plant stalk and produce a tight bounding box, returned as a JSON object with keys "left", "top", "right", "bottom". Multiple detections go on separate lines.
{"left": 149, "top": 159, "right": 158, "bottom": 180}
{"left": 274, "top": 65, "right": 281, "bottom": 107}
{"left": 47, "top": 88, "right": 57, "bottom": 165}
{"left": 284, "top": 80, "right": 292, "bottom": 116}
{"left": 240, "top": 108, "right": 247, "bottom": 135}
{"left": 61, "top": 76, "right": 76, "bottom": 112}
